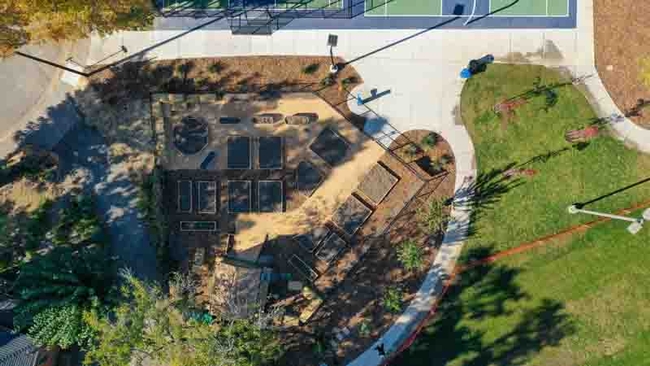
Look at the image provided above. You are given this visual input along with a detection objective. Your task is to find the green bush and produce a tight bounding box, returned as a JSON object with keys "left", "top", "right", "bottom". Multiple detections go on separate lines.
{"left": 53, "top": 195, "right": 101, "bottom": 246}
{"left": 439, "top": 154, "right": 454, "bottom": 166}
{"left": 417, "top": 198, "right": 449, "bottom": 234}
{"left": 358, "top": 319, "right": 371, "bottom": 337}
{"left": 340, "top": 76, "right": 358, "bottom": 89}
{"left": 303, "top": 63, "right": 320, "bottom": 75}
{"left": 383, "top": 286, "right": 403, "bottom": 314}
{"left": 421, "top": 133, "right": 439, "bottom": 150}
{"left": 137, "top": 168, "right": 170, "bottom": 273}
{"left": 404, "top": 144, "right": 420, "bottom": 159}
{"left": 320, "top": 75, "right": 335, "bottom": 87}
{"left": 397, "top": 239, "right": 425, "bottom": 271}
{"left": 25, "top": 199, "right": 52, "bottom": 250}
{"left": 209, "top": 61, "right": 225, "bottom": 74}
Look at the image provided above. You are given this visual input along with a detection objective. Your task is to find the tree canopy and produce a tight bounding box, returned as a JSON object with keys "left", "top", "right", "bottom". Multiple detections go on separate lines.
{"left": 0, "top": 0, "right": 154, "bottom": 56}
{"left": 13, "top": 245, "right": 117, "bottom": 349}
{"left": 84, "top": 271, "right": 283, "bottom": 366}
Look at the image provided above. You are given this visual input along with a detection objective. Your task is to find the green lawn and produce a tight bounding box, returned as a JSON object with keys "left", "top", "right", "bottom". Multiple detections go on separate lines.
{"left": 459, "top": 64, "right": 650, "bottom": 261}
{"left": 395, "top": 210, "right": 650, "bottom": 366}
{"left": 393, "top": 64, "right": 650, "bottom": 365}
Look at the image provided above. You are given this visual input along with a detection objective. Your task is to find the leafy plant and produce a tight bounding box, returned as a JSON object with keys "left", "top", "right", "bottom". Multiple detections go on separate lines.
{"left": 397, "top": 239, "right": 425, "bottom": 271}
{"left": 421, "top": 133, "right": 439, "bottom": 150}
{"left": 25, "top": 199, "right": 52, "bottom": 250}
{"left": 320, "top": 75, "right": 335, "bottom": 87}
{"left": 383, "top": 287, "right": 403, "bottom": 314}
{"left": 417, "top": 198, "right": 449, "bottom": 234}
{"left": 53, "top": 195, "right": 101, "bottom": 246}
{"left": 303, "top": 63, "right": 320, "bottom": 75}
{"left": 358, "top": 319, "right": 371, "bottom": 337}
{"left": 403, "top": 144, "right": 420, "bottom": 160}
{"left": 85, "top": 271, "right": 283, "bottom": 366}
{"left": 14, "top": 246, "right": 117, "bottom": 349}
{"left": 176, "top": 61, "right": 195, "bottom": 77}
{"left": 209, "top": 61, "right": 226, "bottom": 74}
{"left": 340, "top": 76, "right": 358, "bottom": 89}
{"left": 440, "top": 154, "right": 454, "bottom": 166}
{"left": 543, "top": 89, "right": 559, "bottom": 111}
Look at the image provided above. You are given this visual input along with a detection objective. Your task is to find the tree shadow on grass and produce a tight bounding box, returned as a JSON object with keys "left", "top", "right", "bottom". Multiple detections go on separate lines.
{"left": 392, "top": 246, "right": 575, "bottom": 366}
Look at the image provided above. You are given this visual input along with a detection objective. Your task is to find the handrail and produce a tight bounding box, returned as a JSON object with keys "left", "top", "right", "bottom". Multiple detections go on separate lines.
{"left": 239, "top": 0, "right": 350, "bottom": 35}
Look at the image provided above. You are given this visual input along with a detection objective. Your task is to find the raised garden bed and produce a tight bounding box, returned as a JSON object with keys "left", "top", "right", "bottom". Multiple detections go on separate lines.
{"left": 265, "top": 131, "right": 456, "bottom": 366}
{"left": 309, "top": 128, "right": 350, "bottom": 167}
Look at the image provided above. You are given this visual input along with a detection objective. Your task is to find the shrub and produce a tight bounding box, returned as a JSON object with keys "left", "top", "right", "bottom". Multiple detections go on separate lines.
{"left": 209, "top": 61, "right": 226, "bottom": 74}
{"left": 25, "top": 199, "right": 52, "bottom": 250}
{"left": 421, "top": 133, "right": 439, "bottom": 150}
{"left": 440, "top": 154, "right": 454, "bottom": 166}
{"left": 404, "top": 144, "right": 420, "bottom": 160}
{"left": 417, "top": 198, "right": 449, "bottom": 234}
{"left": 303, "top": 63, "right": 320, "bottom": 75}
{"left": 383, "top": 287, "right": 403, "bottom": 314}
{"left": 358, "top": 319, "right": 371, "bottom": 337}
{"left": 53, "top": 195, "right": 101, "bottom": 246}
{"left": 320, "top": 75, "right": 335, "bottom": 86}
{"left": 340, "top": 76, "right": 358, "bottom": 89}
{"left": 176, "top": 61, "right": 194, "bottom": 76}
{"left": 397, "top": 240, "right": 425, "bottom": 271}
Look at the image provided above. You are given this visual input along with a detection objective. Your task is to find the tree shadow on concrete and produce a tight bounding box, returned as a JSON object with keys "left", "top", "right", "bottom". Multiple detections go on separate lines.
{"left": 392, "top": 246, "right": 575, "bottom": 366}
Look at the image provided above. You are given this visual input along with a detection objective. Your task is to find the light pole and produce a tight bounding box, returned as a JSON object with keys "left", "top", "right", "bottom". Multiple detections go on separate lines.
{"left": 568, "top": 205, "right": 650, "bottom": 235}
{"left": 327, "top": 34, "right": 339, "bottom": 74}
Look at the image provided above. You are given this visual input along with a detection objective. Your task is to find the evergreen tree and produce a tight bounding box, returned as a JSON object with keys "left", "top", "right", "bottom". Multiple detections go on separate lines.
{"left": 14, "top": 246, "right": 117, "bottom": 349}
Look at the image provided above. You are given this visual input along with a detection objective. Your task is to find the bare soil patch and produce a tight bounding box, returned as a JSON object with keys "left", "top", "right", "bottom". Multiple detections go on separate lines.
{"left": 594, "top": 0, "right": 650, "bottom": 128}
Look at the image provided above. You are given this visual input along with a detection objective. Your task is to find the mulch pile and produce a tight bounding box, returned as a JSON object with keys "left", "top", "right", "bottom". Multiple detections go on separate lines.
{"left": 594, "top": 0, "right": 650, "bottom": 129}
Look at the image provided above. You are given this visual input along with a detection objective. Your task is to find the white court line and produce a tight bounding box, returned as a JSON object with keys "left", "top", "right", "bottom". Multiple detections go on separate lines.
{"left": 365, "top": 0, "right": 570, "bottom": 18}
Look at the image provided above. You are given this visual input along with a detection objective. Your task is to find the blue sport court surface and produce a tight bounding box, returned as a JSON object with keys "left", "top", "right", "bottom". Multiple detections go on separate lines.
{"left": 364, "top": 0, "right": 569, "bottom": 17}
{"left": 157, "top": 0, "right": 576, "bottom": 29}
{"left": 162, "top": 0, "right": 343, "bottom": 10}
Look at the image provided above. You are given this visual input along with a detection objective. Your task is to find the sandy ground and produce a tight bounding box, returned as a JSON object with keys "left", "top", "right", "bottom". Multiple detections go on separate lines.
{"left": 156, "top": 93, "right": 383, "bottom": 262}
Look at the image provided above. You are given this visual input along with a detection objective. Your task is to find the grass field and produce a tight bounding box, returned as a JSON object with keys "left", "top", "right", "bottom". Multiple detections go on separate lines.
{"left": 458, "top": 64, "right": 650, "bottom": 262}
{"left": 394, "top": 208, "right": 650, "bottom": 366}
{"left": 392, "top": 64, "right": 650, "bottom": 366}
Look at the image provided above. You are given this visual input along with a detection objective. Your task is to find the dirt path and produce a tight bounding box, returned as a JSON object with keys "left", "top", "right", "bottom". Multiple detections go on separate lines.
{"left": 54, "top": 124, "right": 159, "bottom": 281}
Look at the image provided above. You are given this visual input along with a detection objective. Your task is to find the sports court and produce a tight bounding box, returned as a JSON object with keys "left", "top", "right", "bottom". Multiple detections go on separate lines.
{"left": 161, "top": 0, "right": 342, "bottom": 11}
{"left": 364, "top": 0, "right": 569, "bottom": 17}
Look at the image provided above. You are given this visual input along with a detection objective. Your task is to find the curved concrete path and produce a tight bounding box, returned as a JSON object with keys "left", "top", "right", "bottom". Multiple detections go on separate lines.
{"left": 572, "top": 1, "right": 650, "bottom": 154}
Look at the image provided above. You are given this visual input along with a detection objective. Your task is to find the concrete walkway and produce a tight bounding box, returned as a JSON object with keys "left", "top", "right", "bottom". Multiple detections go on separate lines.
{"left": 0, "top": 40, "right": 90, "bottom": 158}
{"left": 80, "top": 0, "right": 650, "bottom": 363}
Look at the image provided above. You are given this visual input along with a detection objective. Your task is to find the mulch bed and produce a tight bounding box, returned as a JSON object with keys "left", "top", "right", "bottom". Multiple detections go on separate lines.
{"left": 87, "top": 56, "right": 363, "bottom": 125}
{"left": 594, "top": 0, "right": 650, "bottom": 128}
{"left": 268, "top": 131, "right": 456, "bottom": 366}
